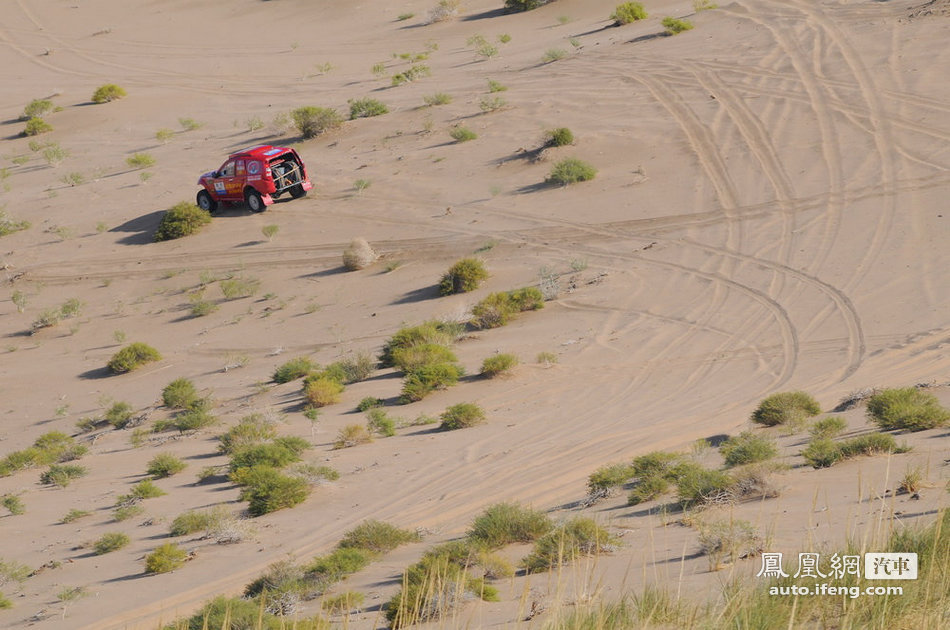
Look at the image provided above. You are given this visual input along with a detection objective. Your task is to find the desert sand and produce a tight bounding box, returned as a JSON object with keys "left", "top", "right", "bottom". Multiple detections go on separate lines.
{"left": 0, "top": 0, "right": 948, "bottom": 628}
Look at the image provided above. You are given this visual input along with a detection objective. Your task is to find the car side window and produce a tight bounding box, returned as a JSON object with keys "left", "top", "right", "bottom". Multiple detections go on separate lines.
{"left": 220, "top": 161, "right": 235, "bottom": 177}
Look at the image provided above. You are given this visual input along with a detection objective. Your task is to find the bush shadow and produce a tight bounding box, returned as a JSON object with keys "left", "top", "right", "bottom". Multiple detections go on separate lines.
{"left": 110, "top": 210, "right": 164, "bottom": 245}
{"left": 78, "top": 366, "right": 114, "bottom": 380}
{"left": 391, "top": 284, "right": 442, "bottom": 305}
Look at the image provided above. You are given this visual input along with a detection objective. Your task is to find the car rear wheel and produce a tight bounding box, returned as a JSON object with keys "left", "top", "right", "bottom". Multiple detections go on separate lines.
{"left": 196, "top": 190, "right": 217, "bottom": 214}
{"left": 290, "top": 184, "right": 307, "bottom": 199}
{"left": 245, "top": 189, "right": 265, "bottom": 213}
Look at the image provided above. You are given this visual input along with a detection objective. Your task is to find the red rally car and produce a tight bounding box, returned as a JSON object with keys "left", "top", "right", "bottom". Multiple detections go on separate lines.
{"left": 196, "top": 145, "right": 312, "bottom": 213}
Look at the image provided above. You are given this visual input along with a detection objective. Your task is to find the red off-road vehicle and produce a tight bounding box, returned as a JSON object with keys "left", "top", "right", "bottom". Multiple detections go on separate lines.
{"left": 196, "top": 145, "right": 312, "bottom": 213}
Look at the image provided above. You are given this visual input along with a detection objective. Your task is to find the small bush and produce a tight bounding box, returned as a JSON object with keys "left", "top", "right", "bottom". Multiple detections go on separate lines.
{"left": 229, "top": 442, "right": 305, "bottom": 472}
{"left": 801, "top": 438, "right": 840, "bottom": 469}
{"left": 547, "top": 158, "right": 597, "bottom": 185}
{"left": 0, "top": 210, "right": 31, "bottom": 237}
{"left": 304, "top": 377, "right": 344, "bottom": 407}
{"left": 357, "top": 397, "right": 383, "bottom": 412}
{"left": 129, "top": 479, "right": 166, "bottom": 500}
{"left": 22, "top": 98, "right": 54, "bottom": 120}
{"left": 334, "top": 424, "right": 373, "bottom": 449}
{"left": 424, "top": 93, "right": 452, "bottom": 106}
{"left": 697, "top": 519, "right": 760, "bottom": 571}
{"left": 40, "top": 464, "right": 87, "bottom": 487}
{"left": 627, "top": 475, "right": 671, "bottom": 505}
{"left": 392, "top": 343, "right": 458, "bottom": 373}
{"left": 94, "top": 532, "right": 130, "bottom": 555}
{"left": 349, "top": 98, "right": 389, "bottom": 119}
{"left": 469, "top": 503, "right": 552, "bottom": 547}
{"left": 168, "top": 405, "right": 216, "bottom": 432}
{"left": 367, "top": 409, "right": 397, "bottom": 437}
{"left": 339, "top": 520, "right": 421, "bottom": 554}
{"left": 522, "top": 517, "right": 614, "bottom": 573}
{"left": 153, "top": 202, "right": 211, "bottom": 242}
{"left": 505, "top": 0, "right": 547, "bottom": 12}
{"left": 380, "top": 320, "right": 464, "bottom": 367}
{"left": 391, "top": 64, "right": 431, "bottom": 86}
{"left": 337, "top": 352, "right": 376, "bottom": 383}
{"left": 662, "top": 17, "right": 694, "bottom": 35}
{"left": 810, "top": 416, "right": 848, "bottom": 439}
{"left": 61, "top": 508, "right": 91, "bottom": 523}
{"left": 866, "top": 387, "right": 950, "bottom": 431}
{"left": 179, "top": 117, "right": 203, "bottom": 131}
{"left": 719, "top": 432, "right": 777, "bottom": 467}
{"left": 694, "top": 0, "right": 718, "bottom": 10}
{"left": 509, "top": 286, "right": 545, "bottom": 311}
{"left": 104, "top": 401, "right": 134, "bottom": 428}
{"left": 342, "top": 237, "right": 378, "bottom": 270}
{"left": 481, "top": 353, "right": 518, "bottom": 377}
{"left": 219, "top": 276, "right": 260, "bottom": 299}
{"left": 291, "top": 106, "right": 343, "bottom": 138}
{"left": 588, "top": 463, "right": 636, "bottom": 494}
{"left": 545, "top": 127, "right": 574, "bottom": 147}
{"left": 126, "top": 153, "right": 155, "bottom": 169}
{"left": 839, "top": 432, "right": 907, "bottom": 457}
{"left": 428, "top": 0, "right": 460, "bottom": 23}
{"left": 113, "top": 504, "right": 144, "bottom": 522}
{"left": 169, "top": 506, "right": 230, "bottom": 537}
{"left": 898, "top": 467, "right": 924, "bottom": 495}
{"left": 31, "top": 297, "right": 82, "bottom": 331}
{"left": 307, "top": 547, "right": 372, "bottom": 582}
{"left": 23, "top": 117, "right": 52, "bottom": 136}
{"left": 146, "top": 453, "right": 187, "bottom": 478}
{"left": 108, "top": 342, "right": 162, "bottom": 374}
{"left": 488, "top": 79, "right": 507, "bottom": 93}
{"left": 323, "top": 591, "right": 365, "bottom": 613}
{"left": 612, "top": 2, "right": 648, "bottom": 25}
{"left": 144, "top": 543, "right": 188, "bottom": 573}
{"left": 440, "top": 402, "right": 486, "bottom": 430}
{"left": 751, "top": 391, "right": 821, "bottom": 427}
{"left": 401, "top": 362, "right": 464, "bottom": 402}
{"left": 273, "top": 357, "right": 315, "bottom": 383}
{"left": 479, "top": 96, "right": 506, "bottom": 112}
{"left": 234, "top": 465, "right": 311, "bottom": 516}
{"left": 2, "top": 495, "right": 25, "bottom": 515}
{"left": 162, "top": 378, "right": 198, "bottom": 409}
{"left": 92, "top": 84, "right": 126, "bottom": 103}
{"left": 542, "top": 48, "right": 568, "bottom": 63}
{"left": 449, "top": 126, "right": 477, "bottom": 142}
{"left": 218, "top": 414, "right": 277, "bottom": 453}
{"left": 470, "top": 287, "right": 544, "bottom": 329}
{"left": 675, "top": 465, "right": 733, "bottom": 507}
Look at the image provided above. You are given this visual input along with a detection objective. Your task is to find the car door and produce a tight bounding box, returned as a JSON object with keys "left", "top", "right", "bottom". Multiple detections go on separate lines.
{"left": 215, "top": 160, "right": 239, "bottom": 199}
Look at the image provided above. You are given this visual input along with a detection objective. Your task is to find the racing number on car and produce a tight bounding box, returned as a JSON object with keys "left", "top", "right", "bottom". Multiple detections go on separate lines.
{"left": 214, "top": 181, "right": 226, "bottom": 193}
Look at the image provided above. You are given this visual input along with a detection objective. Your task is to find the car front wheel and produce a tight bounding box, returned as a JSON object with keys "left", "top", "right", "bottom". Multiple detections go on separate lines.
{"left": 245, "top": 189, "right": 265, "bottom": 213}
{"left": 196, "top": 190, "right": 217, "bottom": 214}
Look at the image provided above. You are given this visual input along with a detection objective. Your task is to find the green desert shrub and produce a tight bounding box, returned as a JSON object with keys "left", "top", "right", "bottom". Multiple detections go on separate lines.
{"left": 337, "top": 352, "right": 376, "bottom": 383}
{"left": 103, "top": 401, "right": 134, "bottom": 428}
{"left": 304, "top": 376, "right": 344, "bottom": 407}
{"left": 588, "top": 463, "right": 636, "bottom": 494}
{"left": 338, "top": 520, "right": 421, "bottom": 554}
{"left": 545, "top": 127, "right": 574, "bottom": 147}
{"left": 439, "top": 258, "right": 488, "bottom": 295}
{"left": 366, "top": 409, "right": 397, "bottom": 437}
{"left": 217, "top": 414, "right": 277, "bottom": 454}
{"left": 126, "top": 152, "right": 155, "bottom": 169}
{"left": 144, "top": 543, "right": 188, "bottom": 573}
{"left": 751, "top": 391, "right": 820, "bottom": 427}
{"left": 23, "top": 117, "right": 52, "bottom": 136}
{"left": 349, "top": 98, "right": 389, "bottom": 119}
{"left": 627, "top": 475, "right": 671, "bottom": 505}
{"left": 541, "top": 48, "right": 568, "bottom": 63}
{"left": 810, "top": 416, "right": 848, "bottom": 439}
{"left": 94, "top": 532, "right": 130, "bottom": 555}
{"left": 229, "top": 441, "right": 306, "bottom": 472}
{"left": 801, "top": 438, "right": 839, "bottom": 468}
{"left": 481, "top": 353, "right": 518, "bottom": 377}
{"left": 357, "top": 396, "right": 383, "bottom": 412}
{"left": 113, "top": 504, "right": 144, "bottom": 521}
{"left": 391, "top": 343, "right": 458, "bottom": 373}
{"left": 468, "top": 503, "right": 552, "bottom": 547}
{"left": 146, "top": 453, "right": 187, "bottom": 478}
{"left": 61, "top": 508, "right": 91, "bottom": 524}
{"left": 612, "top": 2, "right": 648, "bottom": 24}
{"left": 153, "top": 202, "right": 211, "bottom": 242}
{"left": 0, "top": 432, "right": 87, "bottom": 477}
{"left": 0, "top": 593, "right": 10, "bottom": 609}
{"left": 470, "top": 287, "right": 544, "bottom": 329}
{"left": 236, "top": 466, "right": 311, "bottom": 516}
{"left": 291, "top": 106, "right": 343, "bottom": 138}
{"left": 2, "top": 495, "right": 25, "bottom": 515}
{"left": 0, "top": 210, "right": 31, "bottom": 237}
{"left": 400, "top": 362, "right": 464, "bottom": 402}
{"left": 522, "top": 517, "right": 614, "bottom": 573}
{"left": 380, "top": 320, "right": 464, "bottom": 367}
{"left": 128, "top": 479, "right": 166, "bottom": 500}
{"left": 424, "top": 92, "right": 453, "bottom": 106}
{"left": 839, "top": 432, "right": 908, "bottom": 457}
{"left": 165, "top": 404, "right": 216, "bottom": 432}
{"left": 92, "top": 84, "right": 126, "bottom": 103}
{"left": 449, "top": 126, "right": 477, "bottom": 142}
{"left": 333, "top": 424, "right": 373, "bottom": 449}
{"left": 719, "top": 432, "right": 777, "bottom": 467}
{"left": 674, "top": 464, "right": 733, "bottom": 507}
{"left": 866, "top": 387, "right": 950, "bottom": 431}
{"left": 219, "top": 276, "right": 260, "bottom": 299}
{"left": 21, "top": 98, "right": 53, "bottom": 120}
{"left": 322, "top": 591, "right": 365, "bottom": 613}
{"left": 40, "top": 464, "right": 87, "bottom": 487}
{"left": 306, "top": 547, "right": 371, "bottom": 582}
{"left": 162, "top": 378, "right": 198, "bottom": 409}
{"left": 391, "top": 64, "right": 430, "bottom": 86}
{"left": 273, "top": 357, "right": 315, "bottom": 383}
{"left": 439, "top": 402, "right": 486, "bottom": 430}
{"left": 547, "top": 158, "right": 597, "bottom": 185}
{"left": 169, "top": 506, "right": 230, "bottom": 537}
{"left": 662, "top": 17, "right": 694, "bottom": 35}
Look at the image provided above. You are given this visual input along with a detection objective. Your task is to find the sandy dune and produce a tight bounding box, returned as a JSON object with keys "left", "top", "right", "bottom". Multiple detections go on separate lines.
{"left": 1, "top": 0, "right": 948, "bottom": 628}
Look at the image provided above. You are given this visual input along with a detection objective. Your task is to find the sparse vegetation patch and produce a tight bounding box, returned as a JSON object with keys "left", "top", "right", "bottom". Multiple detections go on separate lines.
{"left": 153, "top": 201, "right": 211, "bottom": 241}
